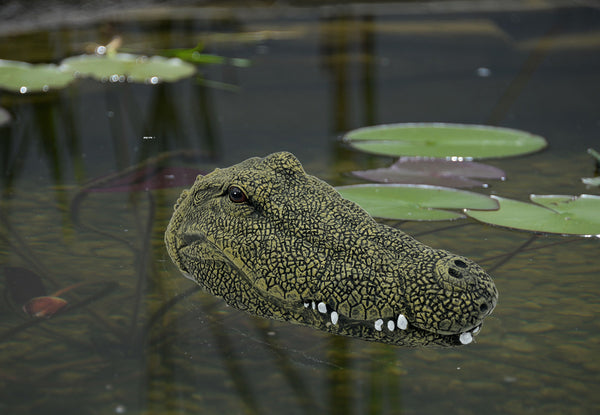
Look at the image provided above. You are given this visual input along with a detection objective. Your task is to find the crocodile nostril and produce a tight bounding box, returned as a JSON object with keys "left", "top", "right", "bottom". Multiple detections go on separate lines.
{"left": 454, "top": 259, "right": 467, "bottom": 268}
{"left": 448, "top": 268, "right": 462, "bottom": 279}
{"left": 480, "top": 303, "right": 489, "bottom": 313}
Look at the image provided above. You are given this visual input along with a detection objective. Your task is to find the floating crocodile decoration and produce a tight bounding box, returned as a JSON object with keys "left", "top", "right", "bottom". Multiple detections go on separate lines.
{"left": 165, "top": 152, "right": 498, "bottom": 347}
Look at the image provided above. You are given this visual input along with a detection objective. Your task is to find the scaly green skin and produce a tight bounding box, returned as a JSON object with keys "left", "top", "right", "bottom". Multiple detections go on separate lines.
{"left": 165, "top": 152, "right": 498, "bottom": 347}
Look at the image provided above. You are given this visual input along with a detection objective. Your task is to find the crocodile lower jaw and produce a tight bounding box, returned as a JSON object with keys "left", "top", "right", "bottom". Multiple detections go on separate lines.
{"left": 302, "top": 300, "right": 482, "bottom": 346}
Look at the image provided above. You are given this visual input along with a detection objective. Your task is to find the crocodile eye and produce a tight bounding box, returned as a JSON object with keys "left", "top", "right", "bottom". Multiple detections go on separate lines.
{"left": 228, "top": 186, "right": 248, "bottom": 203}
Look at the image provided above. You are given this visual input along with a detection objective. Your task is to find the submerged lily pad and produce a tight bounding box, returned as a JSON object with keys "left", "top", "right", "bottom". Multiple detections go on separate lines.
{"left": 343, "top": 123, "right": 547, "bottom": 159}
{"left": 0, "top": 59, "right": 74, "bottom": 93}
{"left": 351, "top": 157, "right": 505, "bottom": 188}
{"left": 465, "top": 194, "right": 600, "bottom": 236}
{"left": 86, "top": 166, "right": 204, "bottom": 193}
{"left": 336, "top": 184, "right": 499, "bottom": 221}
{"left": 60, "top": 53, "right": 196, "bottom": 83}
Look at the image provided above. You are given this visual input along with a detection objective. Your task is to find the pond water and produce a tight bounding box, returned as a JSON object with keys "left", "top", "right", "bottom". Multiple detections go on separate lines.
{"left": 1, "top": 2, "right": 599, "bottom": 414}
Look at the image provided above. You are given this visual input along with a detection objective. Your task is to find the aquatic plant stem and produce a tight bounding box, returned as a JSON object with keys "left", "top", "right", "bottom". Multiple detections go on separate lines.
{"left": 199, "top": 300, "right": 262, "bottom": 415}
{"left": 127, "top": 191, "right": 155, "bottom": 354}
{"left": 139, "top": 285, "right": 201, "bottom": 346}
{"left": 487, "top": 234, "right": 537, "bottom": 273}
{"left": 480, "top": 237, "right": 581, "bottom": 266}
{"left": 0, "top": 210, "right": 58, "bottom": 287}
{"left": 486, "top": 22, "right": 561, "bottom": 125}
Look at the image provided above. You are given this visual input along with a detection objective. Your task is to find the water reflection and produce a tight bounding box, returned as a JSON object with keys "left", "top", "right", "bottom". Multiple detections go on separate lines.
{"left": 320, "top": 12, "right": 377, "bottom": 132}
{"left": 1, "top": 2, "right": 599, "bottom": 415}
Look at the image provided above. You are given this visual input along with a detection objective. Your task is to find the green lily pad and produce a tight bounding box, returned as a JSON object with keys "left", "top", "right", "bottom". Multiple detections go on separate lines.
{"left": 60, "top": 53, "right": 196, "bottom": 83}
{"left": 0, "top": 59, "right": 74, "bottom": 93}
{"left": 343, "top": 123, "right": 547, "bottom": 159}
{"left": 336, "top": 184, "right": 499, "bottom": 221}
{"left": 465, "top": 194, "right": 600, "bottom": 237}
{"left": 160, "top": 43, "right": 251, "bottom": 67}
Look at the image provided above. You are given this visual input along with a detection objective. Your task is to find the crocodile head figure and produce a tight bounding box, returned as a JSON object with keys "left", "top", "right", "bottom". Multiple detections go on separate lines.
{"left": 165, "top": 152, "right": 498, "bottom": 347}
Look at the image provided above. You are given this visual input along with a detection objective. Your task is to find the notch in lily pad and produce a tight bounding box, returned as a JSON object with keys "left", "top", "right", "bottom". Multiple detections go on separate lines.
{"left": 465, "top": 194, "right": 600, "bottom": 237}
{"left": 336, "top": 184, "right": 499, "bottom": 221}
{"left": 343, "top": 123, "right": 547, "bottom": 159}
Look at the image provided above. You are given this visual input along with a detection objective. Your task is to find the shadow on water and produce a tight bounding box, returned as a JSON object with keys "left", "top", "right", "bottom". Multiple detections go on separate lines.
{"left": 1, "top": 2, "right": 599, "bottom": 415}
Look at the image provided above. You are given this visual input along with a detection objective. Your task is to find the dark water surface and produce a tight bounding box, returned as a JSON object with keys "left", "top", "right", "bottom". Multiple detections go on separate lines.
{"left": 1, "top": 2, "right": 599, "bottom": 414}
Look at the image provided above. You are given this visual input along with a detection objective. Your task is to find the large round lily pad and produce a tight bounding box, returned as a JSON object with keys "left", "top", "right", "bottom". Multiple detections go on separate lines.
{"left": 343, "top": 123, "right": 547, "bottom": 159}
{"left": 0, "top": 59, "right": 74, "bottom": 93}
{"left": 336, "top": 184, "right": 499, "bottom": 221}
{"left": 465, "top": 194, "right": 600, "bottom": 237}
{"left": 60, "top": 53, "right": 196, "bottom": 83}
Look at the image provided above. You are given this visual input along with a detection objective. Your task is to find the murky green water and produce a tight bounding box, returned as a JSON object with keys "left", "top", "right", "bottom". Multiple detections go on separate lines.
{"left": 1, "top": 2, "right": 599, "bottom": 414}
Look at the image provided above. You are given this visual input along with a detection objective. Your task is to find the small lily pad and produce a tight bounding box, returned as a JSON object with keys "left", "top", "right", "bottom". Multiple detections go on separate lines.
{"left": 343, "top": 123, "right": 547, "bottom": 159}
{"left": 60, "top": 53, "right": 196, "bottom": 83}
{"left": 465, "top": 194, "right": 600, "bottom": 237}
{"left": 336, "top": 184, "right": 499, "bottom": 221}
{"left": 0, "top": 59, "right": 74, "bottom": 93}
{"left": 351, "top": 157, "right": 506, "bottom": 188}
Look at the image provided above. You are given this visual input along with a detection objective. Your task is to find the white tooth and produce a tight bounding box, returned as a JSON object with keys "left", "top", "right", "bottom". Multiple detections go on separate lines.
{"left": 397, "top": 314, "right": 408, "bottom": 330}
{"left": 472, "top": 325, "right": 481, "bottom": 334}
{"left": 459, "top": 332, "right": 473, "bottom": 345}
{"left": 331, "top": 311, "right": 339, "bottom": 325}
{"left": 317, "top": 302, "right": 327, "bottom": 313}
{"left": 303, "top": 302, "right": 310, "bottom": 308}
{"left": 311, "top": 302, "right": 316, "bottom": 310}
{"left": 374, "top": 319, "right": 384, "bottom": 331}
{"left": 387, "top": 320, "right": 395, "bottom": 331}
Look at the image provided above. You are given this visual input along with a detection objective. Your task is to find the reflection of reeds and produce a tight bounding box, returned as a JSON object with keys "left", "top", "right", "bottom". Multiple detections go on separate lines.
{"left": 0, "top": 210, "right": 57, "bottom": 287}
{"left": 479, "top": 235, "right": 581, "bottom": 272}
{"left": 127, "top": 191, "right": 154, "bottom": 352}
{"left": 254, "top": 319, "right": 319, "bottom": 414}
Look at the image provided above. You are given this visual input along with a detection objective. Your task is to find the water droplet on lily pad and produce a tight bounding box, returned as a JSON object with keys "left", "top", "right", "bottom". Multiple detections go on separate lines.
{"left": 343, "top": 123, "right": 547, "bottom": 159}
{"left": 336, "top": 184, "right": 499, "bottom": 221}
{"left": 465, "top": 194, "right": 600, "bottom": 237}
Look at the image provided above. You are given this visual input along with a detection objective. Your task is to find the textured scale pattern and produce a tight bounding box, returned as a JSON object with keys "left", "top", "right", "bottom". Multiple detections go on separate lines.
{"left": 165, "top": 152, "right": 498, "bottom": 347}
